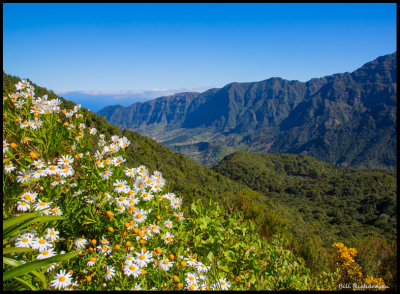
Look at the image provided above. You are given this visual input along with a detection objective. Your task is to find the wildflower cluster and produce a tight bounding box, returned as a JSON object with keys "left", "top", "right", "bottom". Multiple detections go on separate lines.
{"left": 332, "top": 242, "right": 386, "bottom": 291}
{"left": 3, "top": 80, "right": 223, "bottom": 290}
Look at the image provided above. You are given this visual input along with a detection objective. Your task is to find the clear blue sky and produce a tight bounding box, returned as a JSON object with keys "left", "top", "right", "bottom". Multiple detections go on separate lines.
{"left": 3, "top": 3, "right": 397, "bottom": 110}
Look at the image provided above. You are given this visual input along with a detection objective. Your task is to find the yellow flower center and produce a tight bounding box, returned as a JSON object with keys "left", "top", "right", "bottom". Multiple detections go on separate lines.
{"left": 78, "top": 238, "right": 83, "bottom": 241}
{"left": 138, "top": 184, "right": 143, "bottom": 188}
{"left": 119, "top": 197, "right": 124, "bottom": 201}
{"left": 136, "top": 214, "right": 142, "bottom": 219}
{"left": 140, "top": 255, "right": 146, "bottom": 260}
{"left": 163, "top": 260, "right": 169, "bottom": 265}
{"left": 118, "top": 184, "right": 123, "bottom": 188}
{"left": 22, "top": 238, "right": 28, "bottom": 243}
{"left": 59, "top": 276, "right": 66, "bottom": 282}
{"left": 129, "top": 265, "right": 136, "bottom": 271}
{"left": 23, "top": 174, "right": 29, "bottom": 178}
{"left": 50, "top": 231, "right": 54, "bottom": 235}
{"left": 106, "top": 270, "right": 110, "bottom": 274}
{"left": 43, "top": 251, "right": 49, "bottom": 255}
{"left": 24, "top": 195, "right": 31, "bottom": 200}
{"left": 50, "top": 166, "right": 56, "bottom": 170}
{"left": 167, "top": 237, "right": 172, "bottom": 242}
{"left": 221, "top": 282, "right": 225, "bottom": 285}
{"left": 190, "top": 276, "right": 194, "bottom": 281}
{"left": 39, "top": 240, "right": 46, "bottom": 244}
{"left": 90, "top": 258, "right": 95, "bottom": 262}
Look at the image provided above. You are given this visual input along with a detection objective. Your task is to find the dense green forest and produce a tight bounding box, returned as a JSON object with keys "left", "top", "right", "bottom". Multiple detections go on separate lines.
{"left": 3, "top": 72, "right": 397, "bottom": 289}
{"left": 213, "top": 151, "right": 397, "bottom": 245}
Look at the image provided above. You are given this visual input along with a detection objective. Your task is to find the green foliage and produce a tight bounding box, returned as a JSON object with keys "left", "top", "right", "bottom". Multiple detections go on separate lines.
{"left": 213, "top": 151, "right": 397, "bottom": 282}
{"left": 3, "top": 72, "right": 394, "bottom": 291}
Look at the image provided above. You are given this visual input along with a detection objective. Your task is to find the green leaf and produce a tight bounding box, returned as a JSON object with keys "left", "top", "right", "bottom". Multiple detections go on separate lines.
{"left": 3, "top": 257, "right": 47, "bottom": 288}
{"left": 13, "top": 277, "right": 38, "bottom": 290}
{"left": 3, "top": 212, "right": 40, "bottom": 232}
{"left": 3, "top": 214, "right": 65, "bottom": 239}
{"left": 3, "top": 252, "right": 79, "bottom": 282}
{"left": 3, "top": 247, "right": 36, "bottom": 255}
{"left": 190, "top": 203, "right": 198, "bottom": 215}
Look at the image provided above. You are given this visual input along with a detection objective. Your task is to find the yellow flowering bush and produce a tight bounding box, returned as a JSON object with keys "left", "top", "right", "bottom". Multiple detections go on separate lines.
{"left": 332, "top": 242, "right": 387, "bottom": 291}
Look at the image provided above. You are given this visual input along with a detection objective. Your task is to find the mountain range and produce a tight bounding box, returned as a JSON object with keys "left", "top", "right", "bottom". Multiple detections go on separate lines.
{"left": 99, "top": 52, "right": 397, "bottom": 168}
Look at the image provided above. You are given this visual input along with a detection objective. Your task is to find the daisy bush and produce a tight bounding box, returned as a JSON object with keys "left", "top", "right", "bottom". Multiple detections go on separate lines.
{"left": 3, "top": 79, "right": 347, "bottom": 291}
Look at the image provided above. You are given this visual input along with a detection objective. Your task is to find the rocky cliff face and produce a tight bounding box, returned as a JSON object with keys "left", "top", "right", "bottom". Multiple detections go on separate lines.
{"left": 98, "top": 52, "right": 397, "bottom": 167}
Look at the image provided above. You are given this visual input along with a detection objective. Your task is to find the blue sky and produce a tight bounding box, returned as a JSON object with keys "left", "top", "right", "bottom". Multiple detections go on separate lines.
{"left": 3, "top": 3, "right": 397, "bottom": 111}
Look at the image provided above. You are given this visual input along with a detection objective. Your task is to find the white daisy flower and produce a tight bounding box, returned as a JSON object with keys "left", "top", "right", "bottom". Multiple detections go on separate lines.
{"left": 133, "top": 208, "right": 147, "bottom": 224}
{"left": 32, "top": 159, "right": 45, "bottom": 169}
{"left": 115, "top": 196, "right": 129, "bottom": 207}
{"left": 159, "top": 259, "right": 174, "bottom": 271}
{"left": 34, "top": 200, "right": 51, "bottom": 211}
{"left": 111, "top": 155, "right": 125, "bottom": 166}
{"left": 134, "top": 178, "right": 146, "bottom": 193}
{"left": 117, "top": 205, "right": 126, "bottom": 214}
{"left": 16, "top": 201, "right": 30, "bottom": 212}
{"left": 141, "top": 192, "right": 154, "bottom": 202}
{"left": 46, "top": 165, "right": 60, "bottom": 176}
{"left": 163, "top": 220, "right": 173, "bottom": 229}
{"left": 50, "top": 207, "right": 63, "bottom": 216}
{"left": 100, "top": 169, "right": 113, "bottom": 180}
{"left": 87, "top": 257, "right": 96, "bottom": 267}
{"left": 37, "top": 248, "right": 56, "bottom": 259}
{"left": 170, "top": 197, "right": 182, "bottom": 210}
{"left": 113, "top": 179, "right": 128, "bottom": 193}
{"left": 196, "top": 261, "right": 210, "bottom": 273}
{"left": 185, "top": 272, "right": 199, "bottom": 284}
{"left": 20, "top": 191, "right": 38, "bottom": 203}
{"left": 134, "top": 248, "right": 153, "bottom": 268}
{"left": 124, "top": 254, "right": 135, "bottom": 266}
{"left": 97, "top": 244, "right": 112, "bottom": 256}
{"left": 15, "top": 233, "right": 36, "bottom": 248}
{"left": 17, "top": 169, "right": 34, "bottom": 183}
{"left": 217, "top": 277, "right": 230, "bottom": 290}
{"left": 119, "top": 137, "right": 131, "bottom": 149}
{"left": 131, "top": 283, "right": 142, "bottom": 291}
{"left": 123, "top": 263, "right": 141, "bottom": 277}
{"left": 184, "top": 256, "right": 198, "bottom": 266}
{"left": 150, "top": 182, "right": 163, "bottom": 193}
{"left": 104, "top": 265, "right": 115, "bottom": 281}
{"left": 4, "top": 163, "right": 16, "bottom": 173}
{"left": 50, "top": 269, "right": 72, "bottom": 290}
{"left": 57, "top": 155, "right": 74, "bottom": 166}
{"left": 32, "top": 169, "right": 47, "bottom": 179}
{"left": 164, "top": 232, "right": 174, "bottom": 244}
{"left": 3, "top": 140, "right": 9, "bottom": 153}
{"left": 32, "top": 237, "right": 53, "bottom": 252}
{"left": 149, "top": 224, "right": 160, "bottom": 234}
{"left": 174, "top": 212, "right": 185, "bottom": 222}
{"left": 74, "top": 237, "right": 88, "bottom": 249}
{"left": 89, "top": 128, "right": 97, "bottom": 135}
{"left": 45, "top": 228, "right": 60, "bottom": 242}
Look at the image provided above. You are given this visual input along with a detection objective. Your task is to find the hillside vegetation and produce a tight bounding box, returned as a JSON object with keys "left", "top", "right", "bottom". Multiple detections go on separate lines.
{"left": 3, "top": 73, "right": 394, "bottom": 290}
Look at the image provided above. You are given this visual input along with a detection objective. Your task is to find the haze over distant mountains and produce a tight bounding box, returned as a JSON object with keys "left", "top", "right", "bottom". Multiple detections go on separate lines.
{"left": 98, "top": 52, "right": 397, "bottom": 168}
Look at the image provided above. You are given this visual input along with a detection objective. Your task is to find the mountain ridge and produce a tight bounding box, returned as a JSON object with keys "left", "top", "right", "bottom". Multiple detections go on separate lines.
{"left": 98, "top": 52, "right": 397, "bottom": 167}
